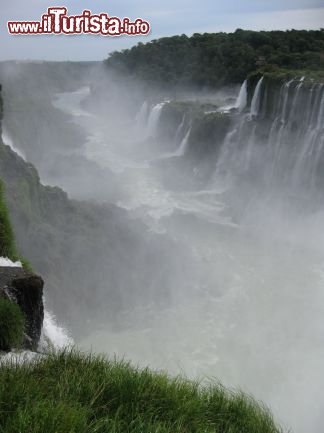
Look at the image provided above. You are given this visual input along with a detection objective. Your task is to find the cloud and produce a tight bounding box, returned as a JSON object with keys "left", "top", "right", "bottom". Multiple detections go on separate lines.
{"left": 190, "top": 7, "right": 324, "bottom": 34}
{"left": 0, "top": 1, "right": 323, "bottom": 61}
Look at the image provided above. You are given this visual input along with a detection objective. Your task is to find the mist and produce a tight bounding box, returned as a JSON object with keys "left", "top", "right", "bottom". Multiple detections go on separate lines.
{"left": 1, "top": 60, "right": 324, "bottom": 433}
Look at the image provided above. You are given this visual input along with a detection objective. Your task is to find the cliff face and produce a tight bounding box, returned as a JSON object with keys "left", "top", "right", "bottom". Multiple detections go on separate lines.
{"left": 242, "top": 74, "right": 324, "bottom": 195}
{"left": 0, "top": 84, "right": 2, "bottom": 136}
{"left": 158, "top": 102, "right": 232, "bottom": 158}
{"left": 0, "top": 85, "right": 181, "bottom": 338}
{"left": 0, "top": 268, "right": 44, "bottom": 350}
{"left": 0, "top": 88, "right": 44, "bottom": 351}
{"left": 156, "top": 74, "right": 324, "bottom": 199}
{"left": 0, "top": 61, "right": 119, "bottom": 202}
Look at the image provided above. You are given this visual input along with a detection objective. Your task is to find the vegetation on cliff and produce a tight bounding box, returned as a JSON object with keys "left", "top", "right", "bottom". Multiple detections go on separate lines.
{"left": 0, "top": 298, "right": 24, "bottom": 351}
{"left": 0, "top": 350, "right": 283, "bottom": 433}
{"left": 0, "top": 87, "right": 19, "bottom": 261}
{"left": 0, "top": 115, "right": 182, "bottom": 337}
{"left": 0, "top": 179, "right": 31, "bottom": 270}
{"left": 0, "top": 180, "right": 19, "bottom": 261}
{"left": 106, "top": 29, "right": 324, "bottom": 89}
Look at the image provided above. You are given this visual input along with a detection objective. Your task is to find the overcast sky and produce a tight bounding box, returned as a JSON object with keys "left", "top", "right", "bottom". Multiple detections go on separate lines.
{"left": 1, "top": 0, "right": 324, "bottom": 61}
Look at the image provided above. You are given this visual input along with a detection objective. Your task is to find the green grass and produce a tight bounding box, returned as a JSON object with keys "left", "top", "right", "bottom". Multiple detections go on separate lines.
{"left": 0, "top": 350, "right": 284, "bottom": 433}
{"left": 0, "top": 298, "right": 25, "bottom": 351}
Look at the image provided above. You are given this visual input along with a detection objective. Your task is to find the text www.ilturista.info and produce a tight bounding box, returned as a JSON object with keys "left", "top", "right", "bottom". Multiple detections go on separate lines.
{"left": 7, "top": 7, "right": 151, "bottom": 36}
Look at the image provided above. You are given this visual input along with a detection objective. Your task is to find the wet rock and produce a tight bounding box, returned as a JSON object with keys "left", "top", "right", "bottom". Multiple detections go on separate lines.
{"left": 0, "top": 267, "right": 44, "bottom": 350}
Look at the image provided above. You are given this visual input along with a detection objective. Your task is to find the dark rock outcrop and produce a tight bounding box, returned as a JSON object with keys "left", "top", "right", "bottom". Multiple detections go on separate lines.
{"left": 0, "top": 267, "right": 44, "bottom": 350}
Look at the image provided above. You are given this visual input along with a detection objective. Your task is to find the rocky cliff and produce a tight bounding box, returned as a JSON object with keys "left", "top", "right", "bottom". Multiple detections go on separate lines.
{"left": 0, "top": 268, "right": 44, "bottom": 350}
{"left": 0, "top": 83, "right": 183, "bottom": 338}
{"left": 155, "top": 72, "right": 324, "bottom": 200}
{"left": 0, "top": 92, "right": 44, "bottom": 350}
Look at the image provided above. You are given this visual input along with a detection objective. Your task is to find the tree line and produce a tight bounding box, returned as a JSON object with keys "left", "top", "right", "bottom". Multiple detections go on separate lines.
{"left": 105, "top": 29, "right": 324, "bottom": 89}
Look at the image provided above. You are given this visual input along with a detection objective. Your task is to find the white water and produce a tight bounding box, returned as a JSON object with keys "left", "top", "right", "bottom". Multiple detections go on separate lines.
{"left": 235, "top": 80, "right": 248, "bottom": 112}
{"left": 250, "top": 76, "right": 264, "bottom": 116}
{"left": 52, "top": 83, "right": 324, "bottom": 433}
{"left": 0, "top": 350, "right": 41, "bottom": 364}
{"left": 0, "top": 310, "right": 72, "bottom": 364}
{"left": 171, "top": 127, "right": 192, "bottom": 157}
{"left": 174, "top": 114, "right": 186, "bottom": 142}
{"left": 53, "top": 86, "right": 92, "bottom": 117}
{"left": 135, "top": 101, "right": 149, "bottom": 134}
{"left": 2, "top": 128, "right": 26, "bottom": 160}
{"left": 0, "top": 257, "right": 22, "bottom": 267}
{"left": 39, "top": 309, "right": 73, "bottom": 351}
{"left": 146, "top": 102, "right": 166, "bottom": 138}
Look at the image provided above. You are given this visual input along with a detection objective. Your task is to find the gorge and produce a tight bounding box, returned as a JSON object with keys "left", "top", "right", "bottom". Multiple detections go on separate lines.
{"left": 0, "top": 29, "right": 324, "bottom": 433}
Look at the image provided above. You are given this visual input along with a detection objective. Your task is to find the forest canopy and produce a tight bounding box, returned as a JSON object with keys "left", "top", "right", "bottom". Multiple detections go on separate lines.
{"left": 105, "top": 29, "right": 324, "bottom": 89}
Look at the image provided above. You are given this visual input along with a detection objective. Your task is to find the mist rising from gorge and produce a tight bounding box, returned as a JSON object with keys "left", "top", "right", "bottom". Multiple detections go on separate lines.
{"left": 1, "top": 60, "right": 324, "bottom": 433}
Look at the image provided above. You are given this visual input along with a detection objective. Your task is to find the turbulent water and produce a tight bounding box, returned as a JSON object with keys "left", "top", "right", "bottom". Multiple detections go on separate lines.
{"left": 12, "top": 76, "right": 324, "bottom": 433}
{"left": 1, "top": 308, "right": 72, "bottom": 364}
{"left": 0, "top": 257, "right": 22, "bottom": 267}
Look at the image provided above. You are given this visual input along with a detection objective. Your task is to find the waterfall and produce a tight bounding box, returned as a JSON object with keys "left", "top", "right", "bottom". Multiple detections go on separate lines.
{"left": 135, "top": 101, "right": 149, "bottom": 133}
{"left": 174, "top": 127, "right": 192, "bottom": 156}
{"left": 2, "top": 127, "right": 26, "bottom": 160}
{"left": 174, "top": 114, "right": 186, "bottom": 143}
{"left": 211, "top": 79, "right": 324, "bottom": 196}
{"left": 157, "top": 124, "right": 191, "bottom": 159}
{"left": 39, "top": 309, "right": 73, "bottom": 351}
{"left": 290, "top": 82, "right": 303, "bottom": 115}
{"left": 235, "top": 80, "right": 247, "bottom": 112}
{"left": 146, "top": 102, "right": 166, "bottom": 138}
{"left": 292, "top": 84, "right": 324, "bottom": 187}
{"left": 250, "top": 77, "right": 264, "bottom": 117}
{"left": 0, "top": 308, "right": 72, "bottom": 364}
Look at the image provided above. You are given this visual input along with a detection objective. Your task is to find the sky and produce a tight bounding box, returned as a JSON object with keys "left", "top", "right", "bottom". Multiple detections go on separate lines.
{"left": 1, "top": 0, "right": 324, "bottom": 61}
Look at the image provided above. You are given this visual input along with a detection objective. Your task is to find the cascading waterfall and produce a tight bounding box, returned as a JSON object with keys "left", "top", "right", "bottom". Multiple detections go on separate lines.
{"left": 1, "top": 309, "right": 72, "bottom": 364}
{"left": 235, "top": 80, "right": 248, "bottom": 112}
{"left": 146, "top": 102, "right": 166, "bottom": 138}
{"left": 174, "top": 114, "right": 186, "bottom": 142}
{"left": 292, "top": 83, "right": 324, "bottom": 189}
{"left": 213, "top": 78, "right": 324, "bottom": 198}
{"left": 39, "top": 309, "right": 73, "bottom": 351}
{"left": 266, "top": 79, "right": 295, "bottom": 182}
{"left": 266, "top": 80, "right": 324, "bottom": 191}
{"left": 156, "top": 124, "right": 192, "bottom": 160}
{"left": 135, "top": 101, "right": 149, "bottom": 133}
{"left": 173, "top": 127, "right": 192, "bottom": 157}
{"left": 24, "top": 75, "right": 324, "bottom": 433}
{"left": 250, "top": 76, "right": 264, "bottom": 117}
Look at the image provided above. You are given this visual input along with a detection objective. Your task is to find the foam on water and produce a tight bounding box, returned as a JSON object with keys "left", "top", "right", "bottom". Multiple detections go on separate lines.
{"left": 0, "top": 350, "right": 41, "bottom": 364}
{"left": 52, "top": 86, "right": 92, "bottom": 117}
{"left": 0, "top": 257, "right": 22, "bottom": 267}
{"left": 39, "top": 309, "right": 73, "bottom": 350}
{"left": 53, "top": 85, "right": 324, "bottom": 433}
{"left": 1, "top": 309, "right": 72, "bottom": 364}
{"left": 80, "top": 234, "right": 324, "bottom": 433}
